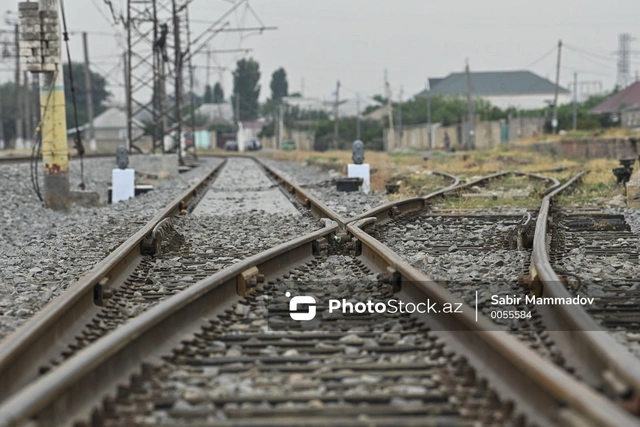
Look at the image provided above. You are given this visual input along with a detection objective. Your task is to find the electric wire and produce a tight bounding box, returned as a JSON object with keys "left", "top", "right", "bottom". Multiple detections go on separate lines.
{"left": 30, "top": 71, "right": 59, "bottom": 202}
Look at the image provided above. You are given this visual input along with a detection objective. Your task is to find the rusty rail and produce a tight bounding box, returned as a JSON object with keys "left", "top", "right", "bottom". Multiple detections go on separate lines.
{"left": 2, "top": 163, "right": 631, "bottom": 426}
{"left": 346, "top": 218, "right": 638, "bottom": 427}
{"left": 0, "top": 209, "right": 635, "bottom": 425}
{"left": 257, "top": 158, "right": 350, "bottom": 226}
{"left": 0, "top": 158, "right": 226, "bottom": 402}
{"left": 0, "top": 221, "right": 340, "bottom": 426}
{"left": 351, "top": 170, "right": 557, "bottom": 224}
{"left": 530, "top": 171, "right": 640, "bottom": 413}
{"left": 0, "top": 156, "right": 340, "bottom": 406}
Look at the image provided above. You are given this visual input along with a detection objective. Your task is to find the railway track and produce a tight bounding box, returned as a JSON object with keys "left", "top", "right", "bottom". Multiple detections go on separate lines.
{"left": 0, "top": 163, "right": 637, "bottom": 426}
{"left": 0, "top": 157, "right": 325, "bottom": 401}
{"left": 531, "top": 173, "right": 640, "bottom": 413}
{"left": 358, "top": 173, "right": 566, "bottom": 364}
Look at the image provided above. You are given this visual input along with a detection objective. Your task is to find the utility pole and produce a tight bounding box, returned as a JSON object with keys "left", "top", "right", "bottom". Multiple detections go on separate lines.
{"left": 356, "top": 93, "right": 361, "bottom": 140}
{"left": 0, "top": 90, "right": 5, "bottom": 149}
{"left": 172, "top": 2, "right": 183, "bottom": 163}
{"left": 82, "top": 32, "right": 96, "bottom": 151}
{"left": 426, "top": 81, "right": 432, "bottom": 149}
{"left": 15, "top": 24, "right": 24, "bottom": 150}
{"left": 39, "top": 0, "right": 70, "bottom": 210}
{"left": 333, "top": 80, "right": 340, "bottom": 150}
{"left": 465, "top": 59, "right": 475, "bottom": 150}
{"left": 397, "top": 86, "right": 403, "bottom": 147}
{"left": 205, "top": 46, "right": 211, "bottom": 93}
{"left": 552, "top": 40, "right": 562, "bottom": 135}
{"left": 615, "top": 34, "right": 636, "bottom": 89}
{"left": 235, "top": 87, "right": 240, "bottom": 126}
{"left": 385, "top": 71, "right": 394, "bottom": 151}
{"left": 277, "top": 100, "right": 284, "bottom": 149}
{"left": 572, "top": 72, "right": 578, "bottom": 131}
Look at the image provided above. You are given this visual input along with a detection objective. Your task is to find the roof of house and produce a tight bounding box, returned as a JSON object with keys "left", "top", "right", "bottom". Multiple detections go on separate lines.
{"left": 590, "top": 82, "right": 640, "bottom": 114}
{"left": 417, "top": 70, "right": 570, "bottom": 97}
{"left": 68, "top": 107, "right": 143, "bottom": 134}
{"left": 196, "top": 103, "right": 234, "bottom": 124}
{"left": 338, "top": 97, "right": 382, "bottom": 117}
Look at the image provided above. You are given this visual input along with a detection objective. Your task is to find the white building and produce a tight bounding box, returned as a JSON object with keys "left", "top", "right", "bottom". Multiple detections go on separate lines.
{"left": 416, "top": 70, "right": 571, "bottom": 110}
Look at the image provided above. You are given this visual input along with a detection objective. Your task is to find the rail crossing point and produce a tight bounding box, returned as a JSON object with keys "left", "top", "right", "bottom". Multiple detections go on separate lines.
{"left": 348, "top": 164, "right": 370, "bottom": 194}
{"left": 112, "top": 169, "right": 135, "bottom": 203}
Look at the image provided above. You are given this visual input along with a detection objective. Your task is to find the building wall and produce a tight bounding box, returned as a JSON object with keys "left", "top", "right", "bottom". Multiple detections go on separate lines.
{"left": 621, "top": 109, "right": 640, "bottom": 128}
{"left": 385, "top": 121, "right": 503, "bottom": 151}
{"left": 260, "top": 127, "right": 315, "bottom": 151}
{"left": 481, "top": 93, "right": 572, "bottom": 110}
{"left": 523, "top": 138, "right": 640, "bottom": 159}
{"left": 507, "top": 116, "right": 545, "bottom": 141}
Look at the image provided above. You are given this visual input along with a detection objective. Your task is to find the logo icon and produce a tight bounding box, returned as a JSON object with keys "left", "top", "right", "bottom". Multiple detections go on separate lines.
{"left": 286, "top": 291, "right": 317, "bottom": 321}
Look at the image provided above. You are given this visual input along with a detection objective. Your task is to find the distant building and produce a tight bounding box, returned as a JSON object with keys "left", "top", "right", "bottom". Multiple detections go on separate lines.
{"left": 282, "top": 96, "right": 333, "bottom": 113}
{"left": 195, "top": 102, "right": 234, "bottom": 125}
{"left": 590, "top": 82, "right": 640, "bottom": 127}
{"left": 338, "top": 97, "right": 382, "bottom": 118}
{"left": 416, "top": 70, "right": 571, "bottom": 110}
{"left": 621, "top": 104, "right": 640, "bottom": 128}
{"left": 69, "top": 106, "right": 144, "bottom": 141}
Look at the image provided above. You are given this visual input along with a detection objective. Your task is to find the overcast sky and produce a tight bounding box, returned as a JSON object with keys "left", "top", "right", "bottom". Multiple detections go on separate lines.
{"left": 1, "top": 0, "right": 638, "bottom": 105}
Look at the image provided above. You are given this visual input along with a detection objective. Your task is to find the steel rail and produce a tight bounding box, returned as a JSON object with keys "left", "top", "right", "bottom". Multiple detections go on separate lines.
{"left": 0, "top": 221, "right": 340, "bottom": 426}
{"left": 350, "top": 170, "right": 557, "bottom": 225}
{"left": 347, "top": 218, "right": 639, "bottom": 426}
{"left": 0, "top": 212, "right": 635, "bottom": 425}
{"left": 0, "top": 158, "right": 227, "bottom": 402}
{"left": 0, "top": 155, "right": 342, "bottom": 406}
{"left": 531, "top": 171, "right": 640, "bottom": 414}
{"left": 257, "top": 158, "right": 350, "bottom": 226}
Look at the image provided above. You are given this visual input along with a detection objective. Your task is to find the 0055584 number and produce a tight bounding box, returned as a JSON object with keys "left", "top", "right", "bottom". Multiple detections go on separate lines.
{"left": 490, "top": 310, "right": 532, "bottom": 319}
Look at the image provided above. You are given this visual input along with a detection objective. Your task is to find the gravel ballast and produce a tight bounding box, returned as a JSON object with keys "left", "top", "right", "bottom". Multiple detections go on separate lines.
{"left": 260, "top": 158, "right": 389, "bottom": 218}
{"left": 0, "top": 156, "right": 218, "bottom": 339}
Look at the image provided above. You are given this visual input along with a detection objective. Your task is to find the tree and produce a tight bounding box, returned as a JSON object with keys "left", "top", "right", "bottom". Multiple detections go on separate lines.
{"left": 270, "top": 67, "right": 288, "bottom": 101}
{"left": 213, "top": 82, "right": 224, "bottom": 103}
{"left": 63, "top": 62, "right": 110, "bottom": 130}
{"left": 231, "top": 58, "right": 261, "bottom": 122}
{"left": 203, "top": 85, "right": 213, "bottom": 103}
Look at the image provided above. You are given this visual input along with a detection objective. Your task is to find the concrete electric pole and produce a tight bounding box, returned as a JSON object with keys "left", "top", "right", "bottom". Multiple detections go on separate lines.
{"left": 426, "top": 80, "right": 432, "bottom": 149}
{"left": 82, "top": 32, "right": 96, "bottom": 151}
{"left": 333, "top": 80, "right": 340, "bottom": 150}
{"left": 397, "top": 86, "right": 403, "bottom": 147}
{"left": 552, "top": 40, "right": 562, "bottom": 135}
{"left": 18, "top": 0, "right": 70, "bottom": 210}
{"left": 356, "top": 93, "right": 361, "bottom": 140}
{"left": 572, "top": 72, "right": 578, "bottom": 131}
{"left": 385, "top": 75, "right": 394, "bottom": 151}
{"left": 465, "top": 59, "right": 475, "bottom": 150}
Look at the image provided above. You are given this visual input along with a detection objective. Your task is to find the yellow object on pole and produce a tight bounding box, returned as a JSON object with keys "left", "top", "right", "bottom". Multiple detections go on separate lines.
{"left": 40, "top": 0, "right": 70, "bottom": 211}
